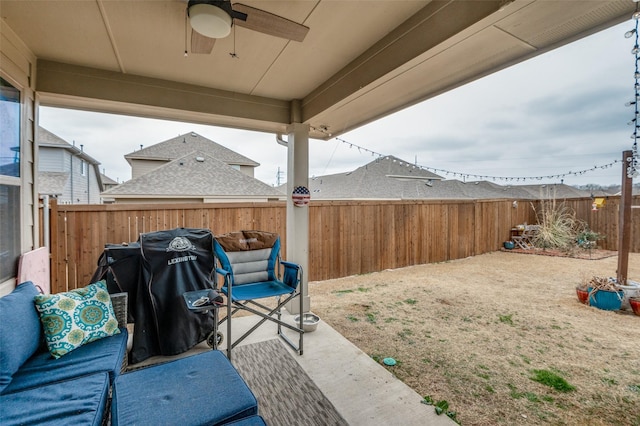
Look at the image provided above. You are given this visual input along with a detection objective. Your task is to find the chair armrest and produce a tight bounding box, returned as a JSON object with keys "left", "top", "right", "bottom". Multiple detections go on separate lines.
{"left": 110, "top": 292, "right": 128, "bottom": 329}
{"left": 281, "top": 260, "right": 299, "bottom": 270}
{"left": 215, "top": 267, "right": 229, "bottom": 275}
{"left": 281, "top": 261, "right": 301, "bottom": 290}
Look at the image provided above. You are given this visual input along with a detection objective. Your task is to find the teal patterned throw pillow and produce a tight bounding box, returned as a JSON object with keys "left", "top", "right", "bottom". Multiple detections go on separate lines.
{"left": 34, "top": 281, "right": 120, "bottom": 359}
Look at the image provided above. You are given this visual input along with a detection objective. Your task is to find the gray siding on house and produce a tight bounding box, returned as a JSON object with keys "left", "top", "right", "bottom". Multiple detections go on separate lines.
{"left": 37, "top": 127, "right": 103, "bottom": 204}
{"left": 39, "top": 147, "right": 65, "bottom": 172}
{"left": 130, "top": 159, "right": 167, "bottom": 179}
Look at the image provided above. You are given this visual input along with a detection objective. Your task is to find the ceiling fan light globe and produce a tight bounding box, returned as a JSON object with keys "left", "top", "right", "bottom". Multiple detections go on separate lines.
{"left": 189, "top": 4, "right": 232, "bottom": 38}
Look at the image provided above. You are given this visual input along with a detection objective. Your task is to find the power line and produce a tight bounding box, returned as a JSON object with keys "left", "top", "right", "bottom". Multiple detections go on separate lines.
{"left": 311, "top": 127, "right": 621, "bottom": 183}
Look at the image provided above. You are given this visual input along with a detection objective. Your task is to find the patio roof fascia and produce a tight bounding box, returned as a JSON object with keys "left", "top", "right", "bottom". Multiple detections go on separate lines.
{"left": 35, "top": 60, "right": 294, "bottom": 135}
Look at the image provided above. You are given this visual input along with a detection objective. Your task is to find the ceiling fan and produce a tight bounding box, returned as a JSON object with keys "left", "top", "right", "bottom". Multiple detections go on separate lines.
{"left": 186, "top": 1, "right": 310, "bottom": 54}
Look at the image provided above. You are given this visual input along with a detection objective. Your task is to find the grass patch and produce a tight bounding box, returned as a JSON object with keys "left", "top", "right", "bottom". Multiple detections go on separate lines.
{"left": 346, "top": 315, "right": 359, "bottom": 322}
{"left": 404, "top": 298, "right": 418, "bottom": 305}
{"left": 333, "top": 289, "right": 354, "bottom": 295}
{"left": 498, "top": 314, "right": 514, "bottom": 326}
{"left": 366, "top": 312, "right": 377, "bottom": 323}
{"left": 530, "top": 369, "right": 576, "bottom": 393}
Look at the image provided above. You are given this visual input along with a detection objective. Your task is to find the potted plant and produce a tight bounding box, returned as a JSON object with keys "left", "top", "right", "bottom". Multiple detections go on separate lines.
{"left": 629, "top": 297, "right": 640, "bottom": 316}
{"left": 587, "top": 276, "right": 624, "bottom": 311}
{"left": 576, "top": 227, "right": 604, "bottom": 258}
{"left": 575, "top": 280, "right": 589, "bottom": 305}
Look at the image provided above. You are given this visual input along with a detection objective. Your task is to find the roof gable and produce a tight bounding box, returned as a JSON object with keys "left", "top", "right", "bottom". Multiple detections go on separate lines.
{"left": 103, "top": 151, "right": 282, "bottom": 198}
{"left": 124, "top": 132, "right": 259, "bottom": 167}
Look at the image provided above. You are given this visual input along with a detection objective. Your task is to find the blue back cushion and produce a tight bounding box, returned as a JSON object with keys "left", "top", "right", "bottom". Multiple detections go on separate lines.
{"left": 0, "top": 281, "right": 42, "bottom": 393}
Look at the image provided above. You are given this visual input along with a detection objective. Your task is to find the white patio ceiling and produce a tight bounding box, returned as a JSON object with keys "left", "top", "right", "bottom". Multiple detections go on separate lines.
{"left": 0, "top": 0, "right": 634, "bottom": 139}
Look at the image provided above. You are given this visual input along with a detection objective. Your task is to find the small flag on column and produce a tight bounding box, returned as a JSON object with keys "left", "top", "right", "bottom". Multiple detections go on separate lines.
{"left": 292, "top": 186, "right": 310, "bottom": 206}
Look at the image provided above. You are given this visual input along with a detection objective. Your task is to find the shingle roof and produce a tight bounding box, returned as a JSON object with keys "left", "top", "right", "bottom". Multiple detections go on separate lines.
{"left": 37, "top": 126, "right": 101, "bottom": 165}
{"left": 477, "top": 181, "right": 591, "bottom": 199}
{"left": 38, "top": 171, "right": 69, "bottom": 196}
{"left": 38, "top": 127, "right": 69, "bottom": 147}
{"left": 309, "top": 155, "right": 444, "bottom": 199}
{"left": 103, "top": 151, "right": 283, "bottom": 198}
{"left": 307, "top": 156, "right": 593, "bottom": 200}
{"left": 124, "top": 132, "right": 259, "bottom": 167}
{"left": 100, "top": 174, "right": 118, "bottom": 185}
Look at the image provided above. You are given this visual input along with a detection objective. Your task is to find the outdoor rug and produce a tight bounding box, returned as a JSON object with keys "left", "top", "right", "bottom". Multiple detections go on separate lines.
{"left": 230, "top": 339, "right": 348, "bottom": 426}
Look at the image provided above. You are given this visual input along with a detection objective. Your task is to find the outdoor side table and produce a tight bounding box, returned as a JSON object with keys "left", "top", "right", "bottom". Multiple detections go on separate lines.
{"left": 183, "top": 289, "right": 224, "bottom": 349}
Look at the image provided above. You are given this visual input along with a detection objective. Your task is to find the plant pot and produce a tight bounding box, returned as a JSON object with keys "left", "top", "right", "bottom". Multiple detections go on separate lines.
{"left": 575, "top": 287, "right": 589, "bottom": 305}
{"left": 618, "top": 280, "right": 640, "bottom": 310}
{"left": 503, "top": 241, "right": 515, "bottom": 250}
{"left": 630, "top": 297, "right": 640, "bottom": 316}
{"left": 588, "top": 288, "right": 624, "bottom": 311}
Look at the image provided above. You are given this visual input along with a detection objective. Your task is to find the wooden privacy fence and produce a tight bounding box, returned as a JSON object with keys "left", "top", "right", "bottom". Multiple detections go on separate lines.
{"left": 45, "top": 196, "right": 639, "bottom": 294}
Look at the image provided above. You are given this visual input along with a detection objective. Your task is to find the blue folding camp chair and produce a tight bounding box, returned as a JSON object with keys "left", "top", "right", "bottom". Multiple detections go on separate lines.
{"left": 213, "top": 230, "right": 303, "bottom": 359}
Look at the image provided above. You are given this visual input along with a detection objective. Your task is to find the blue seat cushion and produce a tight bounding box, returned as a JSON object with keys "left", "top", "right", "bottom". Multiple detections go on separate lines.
{"left": 222, "top": 415, "right": 267, "bottom": 426}
{"left": 1, "top": 328, "right": 127, "bottom": 395}
{"left": 223, "top": 280, "right": 295, "bottom": 302}
{"left": 0, "top": 281, "right": 42, "bottom": 393}
{"left": 112, "top": 350, "right": 258, "bottom": 426}
{"left": 0, "top": 372, "right": 109, "bottom": 426}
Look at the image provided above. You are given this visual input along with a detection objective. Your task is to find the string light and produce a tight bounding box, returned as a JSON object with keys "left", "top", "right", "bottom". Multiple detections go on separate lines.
{"left": 627, "top": 2, "right": 640, "bottom": 178}
{"left": 311, "top": 125, "right": 620, "bottom": 183}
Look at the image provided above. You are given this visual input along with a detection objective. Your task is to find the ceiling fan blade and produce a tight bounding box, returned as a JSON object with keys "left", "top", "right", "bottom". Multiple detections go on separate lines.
{"left": 232, "top": 4, "right": 309, "bottom": 42}
{"left": 191, "top": 30, "right": 216, "bottom": 54}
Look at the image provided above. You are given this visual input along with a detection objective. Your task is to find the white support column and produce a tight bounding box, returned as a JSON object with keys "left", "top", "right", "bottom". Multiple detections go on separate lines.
{"left": 285, "top": 122, "right": 310, "bottom": 314}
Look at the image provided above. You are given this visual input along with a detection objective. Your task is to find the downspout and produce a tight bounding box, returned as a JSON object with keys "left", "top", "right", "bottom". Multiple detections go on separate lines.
{"left": 276, "top": 133, "right": 287, "bottom": 146}
{"left": 70, "top": 152, "right": 74, "bottom": 204}
{"left": 87, "top": 163, "right": 90, "bottom": 203}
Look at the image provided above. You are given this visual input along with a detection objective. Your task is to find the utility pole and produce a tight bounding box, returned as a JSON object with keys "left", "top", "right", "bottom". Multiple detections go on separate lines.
{"left": 275, "top": 167, "right": 285, "bottom": 186}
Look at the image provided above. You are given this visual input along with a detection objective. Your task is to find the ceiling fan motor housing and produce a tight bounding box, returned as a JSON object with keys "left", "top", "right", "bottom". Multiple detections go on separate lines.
{"left": 188, "top": 1, "right": 234, "bottom": 38}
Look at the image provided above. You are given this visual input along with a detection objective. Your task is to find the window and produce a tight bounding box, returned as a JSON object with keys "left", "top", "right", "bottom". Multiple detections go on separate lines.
{"left": 0, "top": 77, "right": 21, "bottom": 282}
{"left": 0, "top": 185, "right": 20, "bottom": 281}
{"left": 81, "top": 159, "right": 86, "bottom": 176}
{"left": 0, "top": 77, "right": 20, "bottom": 178}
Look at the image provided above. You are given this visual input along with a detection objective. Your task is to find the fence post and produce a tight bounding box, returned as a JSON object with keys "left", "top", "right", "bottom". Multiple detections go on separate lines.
{"left": 617, "top": 150, "right": 633, "bottom": 285}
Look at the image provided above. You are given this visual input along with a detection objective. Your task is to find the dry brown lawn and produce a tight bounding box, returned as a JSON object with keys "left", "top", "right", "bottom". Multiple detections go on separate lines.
{"left": 309, "top": 251, "right": 640, "bottom": 426}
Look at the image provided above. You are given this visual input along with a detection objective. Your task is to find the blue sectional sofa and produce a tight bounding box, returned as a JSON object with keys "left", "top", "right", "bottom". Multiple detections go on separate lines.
{"left": 0, "top": 281, "right": 266, "bottom": 426}
{"left": 0, "top": 281, "right": 129, "bottom": 425}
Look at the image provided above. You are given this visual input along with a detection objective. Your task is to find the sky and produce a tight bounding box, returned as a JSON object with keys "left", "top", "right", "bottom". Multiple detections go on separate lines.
{"left": 40, "top": 20, "right": 637, "bottom": 188}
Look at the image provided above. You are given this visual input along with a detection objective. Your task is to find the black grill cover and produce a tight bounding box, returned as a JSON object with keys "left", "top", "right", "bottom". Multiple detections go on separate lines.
{"left": 92, "top": 228, "right": 216, "bottom": 364}
{"left": 91, "top": 242, "right": 142, "bottom": 323}
{"left": 134, "top": 228, "right": 216, "bottom": 364}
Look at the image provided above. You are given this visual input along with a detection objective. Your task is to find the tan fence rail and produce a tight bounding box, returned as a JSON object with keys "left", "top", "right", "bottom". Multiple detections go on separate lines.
{"left": 45, "top": 196, "right": 639, "bottom": 294}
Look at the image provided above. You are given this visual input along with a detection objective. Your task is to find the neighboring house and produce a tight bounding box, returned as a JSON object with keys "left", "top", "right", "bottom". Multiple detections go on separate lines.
{"left": 101, "top": 151, "right": 285, "bottom": 204}
{"left": 308, "top": 156, "right": 444, "bottom": 200}
{"left": 100, "top": 173, "right": 119, "bottom": 192}
{"left": 38, "top": 127, "right": 106, "bottom": 204}
{"left": 471, "top": 181, "right": 592, "bottom": 199}
{"left": 125, "top": 132, "right": 259, "bottom": 179}
{"left": 307, "top": 155, "right": 592, "bottom": 200}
